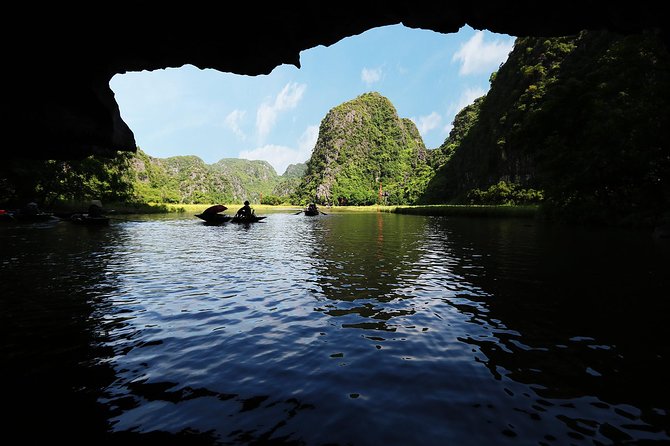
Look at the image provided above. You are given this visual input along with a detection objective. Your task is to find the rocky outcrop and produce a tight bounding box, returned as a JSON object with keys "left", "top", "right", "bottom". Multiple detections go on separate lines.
{"left": 2, "top": 3, "right": 667, "bottom": 160}
{"left": 421, "top": 30, "right": 670, "bottom": 225}
{"left": 296, "top": 92, "right": 428, "bottom": 205}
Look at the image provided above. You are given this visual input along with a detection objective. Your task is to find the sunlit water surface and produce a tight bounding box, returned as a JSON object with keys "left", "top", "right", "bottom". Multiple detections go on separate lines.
{"left": 1, "top": 212, "right": 669, "bottom": 445}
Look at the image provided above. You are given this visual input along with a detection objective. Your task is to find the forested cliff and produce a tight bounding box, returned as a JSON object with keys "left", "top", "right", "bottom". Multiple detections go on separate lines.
{"left": 2, "top": 30, "right": 667, "bottom": 226}
{"left": 293, "top": 92, "right": 431, "bottom": 205}
{"left": 423, "top": 30, "right": 670, "bottom": 224}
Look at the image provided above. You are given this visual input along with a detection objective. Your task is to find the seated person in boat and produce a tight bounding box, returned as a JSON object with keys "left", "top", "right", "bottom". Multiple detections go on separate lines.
{"left": 307, "top": 203, "right": 318, "bottom": 213}
{"left": 22, "top": 201, "right": 40, "bottom": 216}
{"left": 88, "top": 203, "right": 103, "bottom": 217}
{"left": 235, "top": 200, "right": 253, "bottom": 218}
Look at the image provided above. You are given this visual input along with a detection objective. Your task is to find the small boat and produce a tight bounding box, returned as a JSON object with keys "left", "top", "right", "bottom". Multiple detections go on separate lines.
{"left": 202, "top": 204, "right": 228, "bottom": 214}
{"left": 0, "top": 210, "right": 16, "bottom": 222}
{"left": 69, "top": 214, "right": 110, "bottom": 225}
{"left": 230, "top": 215, "right": 267, "bottom": 224}
{"left": 195, "top": 213, "right": 232, "bottom": 225}
{"left": 9, "top": 202, "right": 55, "bottom": 222}
{"left": 301, "top": 203, "right": 323, "bottom": 216}
{"left": 195, "top": 204, "right": 231, "bottom": 225}
{"left": 14, "top": 212, "right": 56, "bottom": 222}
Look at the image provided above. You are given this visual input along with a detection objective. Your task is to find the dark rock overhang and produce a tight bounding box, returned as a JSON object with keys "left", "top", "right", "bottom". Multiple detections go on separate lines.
{"left": 2, "top": 3, "right": 666, "bottom": 160}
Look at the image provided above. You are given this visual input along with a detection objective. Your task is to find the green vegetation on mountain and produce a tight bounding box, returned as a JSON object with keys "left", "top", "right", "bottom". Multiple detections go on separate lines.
{"left": 0, "top": 148, "right": 299, "bottom": 208}
{"left": 211, "top": 158, "right": 279, "bottom": 202}
{"left": 128, "top": 150, "right": 289, "bottom": 204}
{"left": 467, "top": 181, "right": 544, "bottom": 205}
{"left": 0, "top": 153, "right": 135, "bottom": 207}
{"left": 293, "top": 92, "right": 431, "bottom": 205}
{"left": 431, "top": 96, "right": 484, "bottom": 169}
{"left": 2, "top": 30, "right": 667, "bottom": 228}
{"left": 422, "top": 97, "right": 484, "bottom": 196}
{"left": 282, "top": 163, "right": 307, "bottom": 178}
{"left": 269, "top": 163, "right": 306, "bottom": 204}
{"left": 423, "top": 30, "right": 670, "bottom": 226}
{"left": 132, "top": 151, "right": 234, "bottom": 203}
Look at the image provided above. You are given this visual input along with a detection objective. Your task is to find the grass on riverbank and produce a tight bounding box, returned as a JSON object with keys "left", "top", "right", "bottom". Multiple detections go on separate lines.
{"left": 176, "top": 204, "right": 302, "bottom": 214}
{"left": 393, "top": 204, "right": 539, "bottom": 218}
{"left": 268, "top": 204, "right": 538, "bottom": 217}
{"left": 51, "top": 201, "right": 187, "bottom": 215}
{"left": 57, "top": 201, "right": 538, "bottom": 218}
{"left": 179, "top": 203, "right": 538, "bottom": 218}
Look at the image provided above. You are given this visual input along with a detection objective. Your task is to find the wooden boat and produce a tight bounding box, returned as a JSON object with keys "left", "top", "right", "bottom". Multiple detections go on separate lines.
{"left": 195, "top": 213, "right": 231, "bottom": 225}
{"left": 69, "top": 214, "right": 110, "bottom": 225}
{"left": 230, "top": 215, "right": 266, "bottom": 224}
{"left": 202, "top": 204, "right": 228, "bottom": 214}
{"left": 0, "top": 210, "right": 16, "bottom": 222}
{"left": 14, "top": 212, "right": 56, "bottom": 222}
{"left": 195, "top": 204, "right": 231, "bottom": 225}
{"left": 296, "top": 204, "right": 323, "bottom": 216}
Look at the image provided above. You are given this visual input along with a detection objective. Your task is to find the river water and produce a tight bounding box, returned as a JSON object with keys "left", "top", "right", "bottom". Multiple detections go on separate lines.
{"left": 1, "top": 212, "right": 669, "bottom": 445}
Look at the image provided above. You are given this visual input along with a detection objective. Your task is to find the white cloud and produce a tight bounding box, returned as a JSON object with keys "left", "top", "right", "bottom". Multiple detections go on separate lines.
{"left": 452, "top": 31, "right": 514, "bottom": 75}
{"left": 276, "top": 83, "right": 306, "bottom": 109}
{"left": 111, "top": 71, "right": 184, "bottom": 113}
{"left": 256, "top": 103, "right": 275, "bottom": 142}
{"left": 256, "top": 82, "right": 307, "bottom": 142}
{"left": 239, "top": 144, "right": 305, "bottom": 175}
{"left": 410, "top": 112, "right": 442, "bottom": 137}
{"left": 239, "top": 124, "right": 317, "bottom": 174}
{"left": 361, "top": 67, "right": 382, "bottom": 85}
{"left": 452, "top": 87, "right": 487, "bottom": 114}
{"left": 444, "top": 86, "right": 487, "bottom": 134}
{"left": 224, "top": 109, "right": 246, "bottom": 140}
{"left": 298, "top": 125, "right": 319, "bottom": 152}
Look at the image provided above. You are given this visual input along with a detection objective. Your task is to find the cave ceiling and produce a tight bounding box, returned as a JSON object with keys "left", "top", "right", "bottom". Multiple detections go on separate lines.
{"left": 2, "top": 3, "right": 666, "bottom": 159}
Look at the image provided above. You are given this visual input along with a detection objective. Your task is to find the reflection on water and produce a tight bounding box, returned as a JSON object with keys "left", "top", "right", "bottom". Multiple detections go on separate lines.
{"left": 1, "top": 213, "right": 669, "bottom": 444}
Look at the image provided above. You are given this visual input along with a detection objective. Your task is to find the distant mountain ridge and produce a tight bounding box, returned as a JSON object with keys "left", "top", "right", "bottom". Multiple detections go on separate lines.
{"left": 128, "top": 29, "right": 670, "bottom": 226}
{"left": 129, "top": 92, "right": 436, "bottom": 207}
{"left": 130, "top": 149, "right": 306, "bottom": 204}
{"left": 5, "top": 30, "right": 667, "bottom": 228}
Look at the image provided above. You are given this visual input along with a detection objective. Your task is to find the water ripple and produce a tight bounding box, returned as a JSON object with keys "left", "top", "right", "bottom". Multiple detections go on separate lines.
{"left": 2, "top": 213, "right": 669, "bottom": 444}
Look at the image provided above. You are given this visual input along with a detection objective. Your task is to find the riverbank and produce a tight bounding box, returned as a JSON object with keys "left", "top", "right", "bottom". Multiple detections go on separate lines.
{"left": 112, "top": 203, "right": 540, "bottom": 218}
{"left": 46, "top": 201, "right": 538, "bottom": 218}
{"left": 50, "top": 201, "right": 187, "bottom": 215}
{"left": 392, "top": 204, "right": 539, "bottom": 218}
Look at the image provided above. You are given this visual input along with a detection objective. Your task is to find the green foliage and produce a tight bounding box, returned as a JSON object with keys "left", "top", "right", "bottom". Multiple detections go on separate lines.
{"left": 293, "top": 92, "right": 433, "bottom": 206}
{"left": 282, "top": 163, "right": 307, "bottom": 178}
{"left": 0, "top": 148, "right": 300, "bottom": 208}
{"left": 128, "top": 150, "right": 290, "bottom": 205}
{"left": 428, "top": 97, "right": 484, "bottom": 171}
{"left": 466, "top": 181, "right": 544, "bottom": 205}
{"left": 0, "top": 152, "right": 135, "bottom": 207}
{"left": 130, "top": 152, "right": 234, "bottom": 204}
{"left": 529, "top": 31, "right": 670, "bottom": 226}
{"left": 261, "top": 194, "right": 283, "bottom": 205}
{"left": 423, "top": 30, "right": 670, "bottom": 226}
{"left": 9, "top": 30, "right": 666, "bottom": 227}
{"left": 0, "top": 148, "right": 303, "bottom": 208}
{"left": 273, "top": 176, "right": 303, "bottom": 201}
{"left": 211, "top": 158, "right": 280, "bottom": 202}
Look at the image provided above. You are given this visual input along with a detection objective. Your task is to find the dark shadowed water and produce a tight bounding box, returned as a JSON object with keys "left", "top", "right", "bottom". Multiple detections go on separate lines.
{"left": 1, "top": 212, "right": 669, "bottom": 445}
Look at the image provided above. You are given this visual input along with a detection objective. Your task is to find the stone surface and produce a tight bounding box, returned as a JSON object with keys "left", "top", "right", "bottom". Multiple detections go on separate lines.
{"left": 2, "top": 3, "right": 667, "bottom": 159}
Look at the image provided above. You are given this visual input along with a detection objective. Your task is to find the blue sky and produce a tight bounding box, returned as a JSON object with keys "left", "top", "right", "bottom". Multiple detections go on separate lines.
{"left": 110, "top": 25, "right": 515, "bottom": 175}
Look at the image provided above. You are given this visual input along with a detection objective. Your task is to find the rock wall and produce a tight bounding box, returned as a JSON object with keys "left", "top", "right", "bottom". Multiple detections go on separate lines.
{"left": 2, "top": 3, "right": 666, "bottom": 159}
